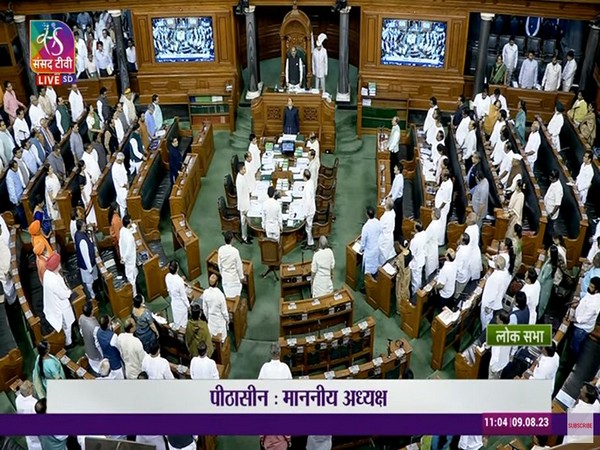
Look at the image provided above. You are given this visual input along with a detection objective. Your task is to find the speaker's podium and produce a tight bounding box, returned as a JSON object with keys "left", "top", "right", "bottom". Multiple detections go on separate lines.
{"left": 251, "top": 89, "right": 336, "bottom": 153}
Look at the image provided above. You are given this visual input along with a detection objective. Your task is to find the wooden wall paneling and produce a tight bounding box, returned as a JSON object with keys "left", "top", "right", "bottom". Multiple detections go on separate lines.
{"left": 362, "top": 14, "right": 378, "bottom": 68}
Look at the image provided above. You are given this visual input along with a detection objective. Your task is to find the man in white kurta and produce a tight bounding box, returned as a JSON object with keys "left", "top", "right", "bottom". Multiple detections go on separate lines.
{"left": 306, "top": 133, "right": 320, "bottom": 159}
{"left": 544, "top": 170, "right": 563, "bottom": 244}
{"left": 409, "top": 222, "right": 428, "bottom": 295}
{"left": 312, "top": 33, "right": 328, "bottom": 92}
{"left": 218, "top": 232, "right": 245, "bottom": 298}
{"left": 244, "top": 152, "right": 256, "bottom": 194}
{"left": 303, "top": 169, "right": 316, "bottom": 248}
{"left": 541, "top": 57, "right": 562, "bottom": 91}
{"left": 190, "top": 342, "right": 219, "bottom": 380}
{"left": 547, "top": 105, "right": 565, "bottom": 151}
{"left": 473, "top": 89, "right": 491, "bottom": 120}
{"left": 518, "top": 52, "right": 539, "bottom": 89}
{"left": 120, "top": 88, "right": 137, "bottom": 124}
{"left": 454, "top": 233, "right": 472, "bottom": 299}
{"left": 43, "top": 254, "right": 75, "bottom": 346}
{"left": 458, "top": 436, "right": 484, "bottom": 450}
{"left": 502, "top": 37, "right": 518, "bottom": 84}
{"left": 81, "top": 145, "right": 101, "bottom": 185}
{"left": 262, "top": 186, "right": 282, "bottom": 241}
{"left": 378, "top": 198, "right": 396, "bottom": 264}
{"left": 455, "top": 112, "right": 470, "bottom": 148}
{"left": 141, "top": 345, "right": 174, "bottom": 380}
{"left": 202, "top": 275, "right": 229, "bottom": 342}
{"left": 258, "top": 343, "right": 292, "bottom": 379}
{"left": 166, "top": 261, "right": 189, "bottom": 330}
{"left": 236, "top": 163, "right": 251, "bottom": 244}
{"left": 308, "top": 149, "right": 320, "bottom": 191}
{"left": 69, "top": 84, "right": 85, "bottom": 122}
{"left": 524, "top": 121, "right": 541, "bottom": 167}
{"left": 520, "top": 268, "right": 541, "bottom": 324}
{"left": 576, "top": 151, "right": 594, "bottom": 204}
{"left": 425, "top": 209, "right": 443, "bottom": 276}
{"left": 116, "top": 319, "right": 146, "bottom": 379}
{"left": 562, "top": 51, "right": 577, "bottom": 92}
{"left": 111, "top": 153, "right": 129, "bottom": 216}
{"left": 247, "top": 134, "right": 261, "bottom": 177}
{"left": 423, "top": 98, "right": 438, "bottom": 135}
{"left": 15, "top": 381, "right": 42, "bottom": 450}
{"left": 435, "top": 171, "right": 453, "bottom": 241}
{"left": 311, "top": 236, "right": 335, "bottom": 298}
{"left": 119, "top": 216, "right": 138, "bottom": 296}
{"left": 28, "top": 96, "right": 47, "bottom": 130}
{"left": 530, "top": 345, "right": 559, "bottom": 381}
{"left": 464, "top": 214, "right": 482, "bottom": 281}
{"left": 360, "top": 207, "right": 382, "bottom": 276}
{"left": 480, "top": 256, "right": 512, "bottom": 332}
{"left": 152, "top": 94, "right": 163, "bottom": 130}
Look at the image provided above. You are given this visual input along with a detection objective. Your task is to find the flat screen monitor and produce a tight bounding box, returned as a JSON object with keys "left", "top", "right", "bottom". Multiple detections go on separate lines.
{"left": 281, "top": 141, "right": 295, "bottom": 155}
{"left": 381, "top": 19, "right": 447, "bottom": 68}
{"left": 152, "top": 17, "right": 215, "bottom": 63}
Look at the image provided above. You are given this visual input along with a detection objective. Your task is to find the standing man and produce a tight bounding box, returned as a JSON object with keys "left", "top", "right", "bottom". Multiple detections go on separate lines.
{"left": 151, "top": 94, "right": 163, "bottom": 130}
{"left": 306, "top": 132, "right": 320, "bottom": 158}
{"left": 55, "top": 96, "right": 71, "bottom": 138}
{"left": 28, "top": 95, "right": 47, "bottom": 129}
{"left": 70, "top": 123, "right": 85, "bottom": 162}
{"left": 141, "top": 342, "right": 174, "bottom": 380}
{"left": 43, "top": 253, "right": 75, "bottom": 347}
{"left": 69, "top": 83, "right": 85, "bottom": 122}
{"left": 258, "top": 343, "right": 292, "bottom": 379}
{"left": 520, "top": 268, "right": 541, "bottom": 324}
{"left": 6, "top": 160, "right": 27, "bottom": 228}
{"left": 302, "top": 169, "right": 316, "bottom": 250}
{"left": 480, "top": 256, "right": 511, "bottom": 331}
{"left": 129, "top": 125, "right": 146, "bottom": 177}
{"left": 435, "top": 170, "right": 453, "bottom": 241}
{"left": 285, "top": 46, "right": 304, "bottom": 89}
{"left": 166, "top": 261, "right": 189, "bottom": 330}
{"left": 409, "top": 221, "right": 427, "bottom": 295}
{"left": 576, "top": 151, "right": 594, "bottom": 204}
{"left": 2, "top": 81, "right": 25, "bottom": 124}
{"left": 82, "top": 144, "right": 101, "bottom": 184}
{"left": 454, "top": 233, "right": 472, "bottom": 300}
{"left": 312, "top": 33, "right": 328, "bottom": 92}
{"left": 433, "top": 249, "right": 457, "bottom": 308}
{"left": 119, "top": 215, "right": 138, "bottom": 296}
{"left": 74, "top": 219, "right": 98, "bottom": 301}
{"left": 190, "top": 341, "right": 219, "bottom": 380}
{"left": 168, "top": 137, "right": 183, "bottom": 184}
{"left": 524, "top": 121, "right": 541, "bottom": 168}
{"left": 387, "top": 116, "right": 401, "bottom": 182}
{"left": 97, "top": 87, "right": 111, "bottom": 126}
{"left": 144, "top": 104, "right": 157, "bottom": 139}
{"left": 262, "top": 186, "right": 282, "bottom": 241}
{"left": 247, "top": 134, "right": 260, "bottom": 172}
{"left": 78, "top": 302, "right": 102, "bottom": 376}
{"left": 13, "top": 107, "right": 30, "bottom": 147}
{"left": 423, "top": 97, "right": 438, "bottom": 136}
{"left": 570, "top": 277, "right": 600, "bottom": 357}
{"left": 488, "top": 313, "right": 512, "bottom": 378}
{"left": 502, "top": 36, "right": 519, "bottom": 85}
{"left": 120, "top": 88, "right": 137, "bottom": 124}
{"left": 562, "top": 51, "right": 577, "bottom": 92}
{"left": 378, "top": 198, "right": 396, "bottom": 264}
{"left": 0, "top": 120, "right": 16, "bottom": 165}
{"left": 282, "top": 98, "right": 300, "bottom": 135}
{"left": 543, "top": 169, "right": 563, "bottom": 246}
{"left": 235, "top": 162, "right": 252, "bottom": 245}
{"left": 548, "top": 102, "right": 565, "bottom": 151}
{"left": 360, "top": 206, "right": 382, "bottom": 290}
{"left": 111, "top": 152, "right": 129, "bottom": 216}
{"left": 116, "top": 318, "right": 146, "bottom": 379}
{"left": 218, "top": 231, "right": 245, "bottom": 298}
{"left": 202, "top": 274, "right": 229, "bottom": 343}
{"left": 308, "top": 149, "right": 320, "bottom": 191}
{"left": 542, "top": 56, "right": 562, "bottom": 91}
{"left": 386, "top": 163, "right": 403, "bottom": 241}
{"left": 519, "top": 52, "right": 539, "bottom": 89}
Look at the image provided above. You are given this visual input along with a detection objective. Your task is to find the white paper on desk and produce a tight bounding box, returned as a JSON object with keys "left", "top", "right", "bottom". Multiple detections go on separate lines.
{"left": 247, "top": 201, "right": 263, "bottom": 218}
{"left": 361, "top": 87, "right": 368, "bottom": 96}
{"left": 290, "top": 166, "right": 302, "bottom": 173}
{"left": 287, "top": 219, "right": 295, "bottom": 227}
{"left": 280, "top": 195, "right": 293, "bottom": 203}
{"left": 281, "top": 134, "right": 297, "bottom": 142}
{"left": 155, "top": 129, "right": 166, "bottom": 138}
{"left": 152, "top": 313, "right": 167, "bottom": 325}
{"left": 282, "top": 213, "right": 289, "bottom": 221}
{"left": 292, "top": 181, "right": 306, "bottom": 198}
{"left": 362, "top": 99, "right": 372, "bottom": 107}
{"left": 293, "top": 172, "right": 304, "bottom": 181}
{"left": 382, "top": 263, "right": 397, "bottom": 276}
{"left": 352, "top": 241, "right": 363, "bottom": 254}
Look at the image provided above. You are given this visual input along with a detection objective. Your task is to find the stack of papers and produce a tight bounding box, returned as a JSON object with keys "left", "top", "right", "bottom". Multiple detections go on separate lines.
{"left": 352, "top": 241, "right": 363, "bottom": 254}
{"left": 292, "top": 181, "right": 306, "bottom": 198}
{"left": 382, "top": 263, "right": 397, "bottom": 276}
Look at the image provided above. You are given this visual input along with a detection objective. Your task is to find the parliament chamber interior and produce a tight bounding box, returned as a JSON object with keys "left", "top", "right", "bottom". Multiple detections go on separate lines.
{"left": 0, "top": 0, "right": 599, "bottom": 448}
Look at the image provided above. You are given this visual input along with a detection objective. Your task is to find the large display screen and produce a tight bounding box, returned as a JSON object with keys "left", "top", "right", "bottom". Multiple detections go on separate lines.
{"left": 152, "top": 17, "right": 215, "bottom": 63}
{"left": 381, "top": 19, "right": 446, "bottom": 68}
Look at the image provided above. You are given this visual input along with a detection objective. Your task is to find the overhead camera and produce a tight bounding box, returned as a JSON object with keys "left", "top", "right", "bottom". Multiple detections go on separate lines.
{"left": 235, "top": 0, "right": 250, "bottom": 16}
{"left": 331, "top": 0, "right": 348, "bottom": 13}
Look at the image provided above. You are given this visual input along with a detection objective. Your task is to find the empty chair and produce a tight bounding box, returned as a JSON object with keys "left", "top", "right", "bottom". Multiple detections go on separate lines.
{"left": 319, "top": 157, "right": 339, "bottom": 180}
{"left": 526, "top": 36, "right": 541, "bottom": 55}
{"left": 258, "top": 238, "right": 282, "bottom": 280}
{"left": 231, "top": 154, "right": 240, "bottom": 180}
{"left": 542, "top": 39, "right": 556, "bottom": 59}
{"left": 498, "top": 35, "right": 510, "bottom": 51}
{"left": 514, "top": 36, "right": 526, "bottom": 54}
{"left": 312, "top": 204, "right": 333, "bottom": 239}
{"left": 217, "top": 196, "right": 240, "bottom": 237}
{"left": 223, "top": 174, "right": 237, "bottom": 209}
{"left": 487, "top": 34, "right": 498, "bottom": 54}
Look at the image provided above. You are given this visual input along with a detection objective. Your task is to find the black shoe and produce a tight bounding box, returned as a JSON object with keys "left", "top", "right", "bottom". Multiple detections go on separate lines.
{"left": 242, "top": 238, "right": 252, "bottom": 245}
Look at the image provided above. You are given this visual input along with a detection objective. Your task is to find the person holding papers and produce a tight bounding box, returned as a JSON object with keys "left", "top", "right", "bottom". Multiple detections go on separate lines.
{"left": 262, "top": 186, "right": 282, "bottom": 241}
{"left": 302, "top": 169, "right": 316, "bottom": 250}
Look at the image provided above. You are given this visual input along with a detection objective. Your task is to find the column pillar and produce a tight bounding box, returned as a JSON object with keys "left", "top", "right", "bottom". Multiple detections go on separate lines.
{"left": 14, "top": 15, "right": 37, "bottom": 96}
{"left": 108, "top": 10, "right": 130, "bottom": 94}
{"left": 336, "top": 6, "right": 351, "bottom": 102}
{"left": 245, "top": 6, "right": 261, "bottom": 100}
{"left": 474, "top": 13, "right": 494, "bottom": 95}
{"left": 579, "top": 20, "right": 600, "bottom": 93}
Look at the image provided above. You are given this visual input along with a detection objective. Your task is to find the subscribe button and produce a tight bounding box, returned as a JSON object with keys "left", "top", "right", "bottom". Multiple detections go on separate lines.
{"left": 567, "top": 413, "right": 594, "bottom": 443}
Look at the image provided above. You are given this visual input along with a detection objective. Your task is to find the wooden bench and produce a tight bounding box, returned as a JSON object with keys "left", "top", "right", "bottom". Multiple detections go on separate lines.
{"left": 454, "top": 342, "right": 490, "bottom": 379}
{"left": 22, "top": 165, "right": 48, "bottom": 226}
{"left": 160, "top": 117, "right": 193, "bottom": 166}
{"left": 345, "top": 235, "right": 362, "bottom": 291}
{"left": 56, "top": 349, "right": 96, "bottom": 380}
{"left": 400, "top": 275, "right": 438, "bottom": 339}
{"left": 95, "top": 247, "right": 133, "bottom": 320}
{"left": 280, "top": 287, "right": 354, "bottom": 337}
{"left": 444, "top": 122, "right": 468, "bottom": 247}
{"left": 169, "top": 153, "right": 202, "bottom": 218}
{"left": 133, "top": 223, "right": 169, "bottom": 300}
{"left": 364, "top": 260, "right": 396, "bottom": 317}
{"left": 307, "top": 339, "right": 412, "bottom": 380}
{"left": 279, "top": 317, "right": 375, "bottom": 376}
{"left": 55, "top": 168, "right": 82, "bottom": 237}
{"left": 280, "top": 261, "right": 312, "bottom": 299}
{"left": 190, "top": 121, "right": 215, "bottom": 177}
{"left": 91, "top": 155, "right": 117, "bottom": 236}
{"left": 206, "top": 249, "right": 256, "bottom": 311}
{"left": 171, "top": 214, "right": 201, "bottom": 281}
{"left": 128, "top": 151, "right": 171, "bottom": 241}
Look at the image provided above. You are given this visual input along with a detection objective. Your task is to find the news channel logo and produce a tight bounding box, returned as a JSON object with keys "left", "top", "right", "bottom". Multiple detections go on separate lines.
{"left": 30, "top": 19, "right": 76, "bottom": 86}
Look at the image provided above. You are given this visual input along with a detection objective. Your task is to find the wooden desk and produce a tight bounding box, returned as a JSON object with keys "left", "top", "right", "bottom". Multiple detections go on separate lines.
{"left": 55, "top": 168, "right": 81, "bottom": 237}
{"left": 95, "top": 250, "right": 134, "bottom": 320}
{"left": 206, "top": 249, "right": 256, "bottom": 311}
{"left": 454, "top": 343, "right": 490, "bottom": 379}
{"left": 365, "top": 262, "right": 395, "bottom": 317}
{"left": 279, "top": 287, "right": 354, "bottom": 337}
{"left": 0, "top": 348, "right": 23, "bottom": 392}
{"left": 169, "top": 153, "right": 202, "bottom": 219}
{"left": 400, "top": 277, "right": 437, "bottom": 339}
{"left": 171, "top": 214, "right": 201, "bottom": 281}
{"left": 280, "top": 260, "right": 312, "bottom": 299}
{"left": 191, "top": 122, "right": 215, "bottom": 176}
{"left": 279, "top": 317, "right": 375, "bottom": 376}
{"left": 345, "top": 235, "right": 362, "bottom": 291}
{"left": 251, "top": 91, "right": 336, "bottom": 153}
{"left": 159, "top": 118, "right": 193, "bottom": 166}
{"left": 56, "top": 349, "right": 96, "bottom": 380}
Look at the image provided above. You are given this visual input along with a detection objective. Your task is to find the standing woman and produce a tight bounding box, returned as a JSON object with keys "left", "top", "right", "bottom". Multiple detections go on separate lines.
{"left": 45, "top": 165, "right": 61, "bottom": 221}
{"left": 514, "top": 100, "right": 527, "bottom": 145}
{"left": 506, "top": 179, "right": 524, "bottom": 234}
{"left": 490, "top": 55, "right": 507, "bottom": 85}
{"left": 104, "top": 117, "right": 119, "bottom": 156}
{"left": 86, "top": 104, "right": 102, "bottom": 142}
{"left": 393, "top": 239, "right": 412, "bottom": 312}
{"left": 311, "top": 236, "right": 335, "bottom": 298}
{"left": 32, "top": 341, "right": 65, "bottom": 399}
{"left": 131, "top": 294, "right": 159, "bottom": 353}
{"left": 108, "top": 202, "right": 122, "bottom": 258}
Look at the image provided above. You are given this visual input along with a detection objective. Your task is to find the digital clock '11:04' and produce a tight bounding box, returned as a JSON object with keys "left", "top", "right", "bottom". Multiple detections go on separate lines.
{"left": 482, "top": 413, "right": 552, "bottom": 434}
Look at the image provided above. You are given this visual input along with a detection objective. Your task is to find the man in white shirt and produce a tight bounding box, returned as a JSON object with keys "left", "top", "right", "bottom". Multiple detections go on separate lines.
{"left": 235, "top": 162, "right": 252, "bottom": 244}
{"left": 562, "top": 50, "right": 577, "bottom": 92}
{"left": 386, "top": 163, "right": 404, "bottom": 241}
{"left": 120, "top": 88, "right": 137, "bottom": 125}
{"left": 45, "top": 85, "right": 57, "bottom": 112}
{"left": 378, "top": 198, "right": 396, "bottom": 265}
{"left": 166, "top": 261, "right": 189, "bottom": 330}
{"left": 43, "top": 253, "right": 75, "bottom": 346}
{"left": 15, "top": 380, "right": 42, "bottom": 450}
{"left": 480, "top": 256, "right": 511, "bottom": 331}
{"left": 190, "top": 341, "right": 219, "bottom": 380}
{"left": 258, "top": 343, "right": 292, "bottom": 379}
{"left": 119, "top": 215, "right": 138, "bottom": 296}
{"left": 117, "top": 318, "right": 146, "bottom": 379}
{"left": 423, "top": 97, "right": 438, "bottom": 136}
{"left": 497, "top": 141, "right": 516, "bottom": 186}
{"left": 520, "top": 268, "right": 541, "bottom": 324}
{"left": 387, "top": 116, "right": 400, "bottom": 181}
{"left": 308, "top": 149, "right": 320, "bottom": 191}
{"left": 489, "top": 312, "right": 512, "bottom": 378}
{"left": 542, "top": 56, "right": 562, "bottom": 91}
{"left": 435, "top": 170, "right": 453, "bottom": 240}
{"left": 571, "top": 277, "right": 600, "bottom": 357}
{"left": 543, "top": 169, "right": 563, "bottom": 247}
{"left": 455, "top": 108, "right": 470, "bottom": 148}
{"left": 563, "top": 383, "right": 600, "bottom": 444}
{"left": 152, "top": 94, "right": 163, "bottom": 130}
{"left": 312, "top": 33, "right": 328, "bottom": 92}
{"left": 28, "top": 95, "right": 47, "bottom": 130}
{"left": 530, "top": 343, "right": 559, "bottom": 382}
{"left": 142, "top": 341, "right": 174, "bottom": 379}
{"left": 82, "top": 144, "right": 101, "bottom": 184}
{"left": 202, "top": 274, "right": 229, "bottom": 342}
{"left": 262, "top": 186, "right": 282, "bottom": 241}
{"left": 576, "top": 151, "right": 594, "bottom": 204}
{"left": 473, "top": 87, "right": 491, "bottom": 120}
{"left": 547, "top": 102, "right": 565, "bottom": 151}
{"left": 458, "top": 436, "right": 484, "bottom": 450}
{"left": 306, "top": 132, "right": 320, "bottom": 159}
{"left": 524, "top": 121, "right": 541, "bottom": 168}
{"left": 462, "top": 120, "right": 477, "bottom": 162}
{"left": 502, "top": 36, "right": 518, "bottom": 85}
{"left": 111, "top": 152, "right": 129, "bottom": 216}
{"left": 69, "top": 83, "right": 85, "bottom": 122}
{"left": 519, "top": 52, "right": 539, "bottom": 89}
{"left": 454, "top": 233, "right": 471, "bottom": 300}
{"left": 126, "top": 39, "right": 138, "bottom": 72}
{"left": 243, "top": 151, "right": 256, "bottom": 193}
{"left": 95, "top": 43, "right": 112, "bottom": 78}
{"left": 434, "top": 249, "right": 457, "bottom": 308}
{"left": 409, "top": 221, "right": 427, "bottom": 295}
{"left": 302, "top": 168, "right": 316, "bottom": 250}
{"left": 218, "top": 231, "right": 245, "bottom": 297}
{"left": 13, "top": 107, "right": 30, "bottom": 147}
